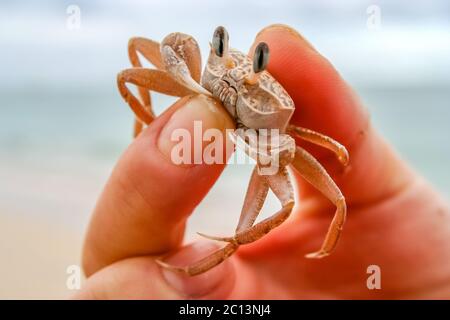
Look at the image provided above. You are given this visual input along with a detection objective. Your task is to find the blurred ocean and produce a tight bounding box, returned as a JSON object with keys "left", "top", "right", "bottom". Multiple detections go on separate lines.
{"left": 1, "top": 0, "right": 450, "bottom": 233}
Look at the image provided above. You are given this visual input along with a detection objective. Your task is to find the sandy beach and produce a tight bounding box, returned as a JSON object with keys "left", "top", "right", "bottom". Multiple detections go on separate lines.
{"left": 0, "top": 212, "right": 83, "bottom": 299}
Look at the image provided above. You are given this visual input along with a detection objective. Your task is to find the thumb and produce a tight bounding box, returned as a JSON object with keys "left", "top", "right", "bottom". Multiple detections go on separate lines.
{"left": 82, "top": 94, "right": 235, "bottom": 276}
{"left": 74, "top": 241, "right": 235, "bottom": 299}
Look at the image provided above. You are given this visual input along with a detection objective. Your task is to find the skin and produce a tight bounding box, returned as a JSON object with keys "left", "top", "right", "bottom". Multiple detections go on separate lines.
{"left": 76, "top": 25, "right": 450, "bottom": 299}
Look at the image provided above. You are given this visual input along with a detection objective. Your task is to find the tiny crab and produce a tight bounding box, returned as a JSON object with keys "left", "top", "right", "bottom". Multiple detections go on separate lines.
{"left": 117, "top": 26, "right": 349, "bottom": 276}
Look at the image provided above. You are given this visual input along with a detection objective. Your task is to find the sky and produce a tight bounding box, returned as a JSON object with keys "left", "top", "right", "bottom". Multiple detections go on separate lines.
{"left": 0, "top": 0, "right": 449, "bottom": 91}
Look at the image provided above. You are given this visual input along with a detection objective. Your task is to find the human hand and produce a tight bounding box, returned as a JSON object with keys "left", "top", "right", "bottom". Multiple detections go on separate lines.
{"left": 75, "top": 25, "right": 450, "bottom": 299}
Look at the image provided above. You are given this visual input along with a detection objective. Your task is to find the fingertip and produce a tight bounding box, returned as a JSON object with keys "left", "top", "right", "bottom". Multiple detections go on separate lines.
{"left": 252, "top": 24, "right": 368, "bottom": 151}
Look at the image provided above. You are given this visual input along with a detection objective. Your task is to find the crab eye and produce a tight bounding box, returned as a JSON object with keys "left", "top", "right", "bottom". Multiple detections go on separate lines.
{"left": 253, "top": 42, "right": 269, "bottom": 73}
{"left": 212, "top": 26, "right": 228, "bottom": 57}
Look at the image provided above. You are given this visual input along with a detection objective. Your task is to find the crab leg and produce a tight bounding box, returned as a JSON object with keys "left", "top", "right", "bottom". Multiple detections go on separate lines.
{"left": 128, "top": 37, "right": 165, "bottom": 136}
{"left": 157, "top": 166, "right": 270, "bottom": 276}
{"left": 156, "top": 243, "right": 238, "bottom": 277}
{"left": 117, "top": 68, "right": 193, "bottom": 124}
{"left": 198, "top": 167, "right": 295, "bottom": 245}
{"left": 235, "top": 167, "right": 270, "bottom": 231}
{"left": 291, "top": 146, "right": 347, "bottom": 259}
{"left": 198, "top": 129, "right": 297, "bottom": 244}
{"left": 128, "top": 37, "right": 165, "bottom": 70}
{"left": 287, "top": 125, "right": 349, "bottom": 166}
{"left": 197, "top": 166, "right": 269, "bottom": 242}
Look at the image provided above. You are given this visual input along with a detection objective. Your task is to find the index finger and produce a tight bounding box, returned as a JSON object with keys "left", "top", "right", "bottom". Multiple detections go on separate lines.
{"left": 251, "top": 25, "right": 412, "bottom": 205}
{"left": 82, "top": 95, "right": 235, "bottom": 276}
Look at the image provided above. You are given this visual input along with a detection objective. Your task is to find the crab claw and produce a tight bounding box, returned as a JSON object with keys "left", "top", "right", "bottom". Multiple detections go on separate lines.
{"left": 196, "top": 232, "right": 235, "bottom": 243}
{"left": 161, "top": 45, "right": 212, "bottom": 97}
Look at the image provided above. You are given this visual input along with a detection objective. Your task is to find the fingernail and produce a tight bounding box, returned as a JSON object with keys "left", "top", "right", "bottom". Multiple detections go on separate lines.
{"left": 158, "top": 94, "right": 234, "bottom": 164}
{"left": 160, "top": 242, "right": 234, "bottom": 298}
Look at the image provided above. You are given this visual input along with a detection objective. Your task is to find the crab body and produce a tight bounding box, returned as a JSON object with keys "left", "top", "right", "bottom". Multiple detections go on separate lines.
{"left": 202, "top": 49, "right": 295, "bottom": 132}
